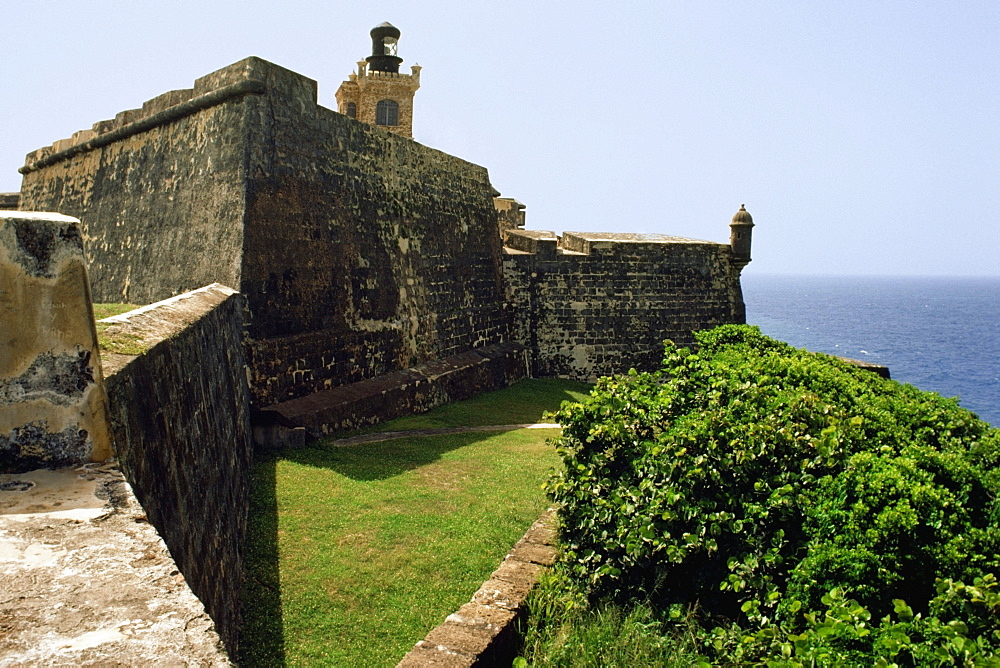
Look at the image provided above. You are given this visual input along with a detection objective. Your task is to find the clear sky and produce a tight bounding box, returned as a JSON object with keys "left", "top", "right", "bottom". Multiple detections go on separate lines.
{"left": 3, "top": 1, "right": 998, "bottom": 275}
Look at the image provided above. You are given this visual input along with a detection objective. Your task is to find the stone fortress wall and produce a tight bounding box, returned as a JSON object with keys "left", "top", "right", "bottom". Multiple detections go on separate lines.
{"left": 19, "top": 57, "right": 517, "bottom": 412}
{"left": 101, "top": 284, "right": 252, "bottom": 654}
{"left": 0, "top": 212, "right": 113, "bottom": 472}
{"left": 1, "top": 213, "right": 237, "bottom": 662}
{"left": 503, "top": 227, "right": 745, "bottom": 380}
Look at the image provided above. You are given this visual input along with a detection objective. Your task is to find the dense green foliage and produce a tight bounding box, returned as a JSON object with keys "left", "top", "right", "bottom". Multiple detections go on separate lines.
{"left": 517, "top": 571, "right": 705, "bottom": 667}
{"left": 542, "top": 325, "right": 1000, "bottom": 664}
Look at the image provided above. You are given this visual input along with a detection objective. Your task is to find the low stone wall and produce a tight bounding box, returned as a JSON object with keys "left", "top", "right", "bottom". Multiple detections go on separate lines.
{"left": 398, "top": 510, "right": 557, "bottom": 667}
{"left": 0, "top": 193, "right": 19, "bottom": 210}
{"left": 835, "top": 355, "right": 891, "bottom": 379}
{"left": 102, "top": 284, "right": 252, "bottom": 656}
{"left": 259, "top": 342, "right": 528, "bottom": 437}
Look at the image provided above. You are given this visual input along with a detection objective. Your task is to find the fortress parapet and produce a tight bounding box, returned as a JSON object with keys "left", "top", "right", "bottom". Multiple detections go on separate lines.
{"left": 0, "top": 193, "right": 19, "bottom": 210}
{"left": 20, "top": 66, "right": 275, "bottom": 174}
{"left": 503, "top": 224, "right": 747, "bottom": 380}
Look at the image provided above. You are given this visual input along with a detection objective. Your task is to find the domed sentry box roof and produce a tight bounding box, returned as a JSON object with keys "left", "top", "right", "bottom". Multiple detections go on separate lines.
{"left": 731, "top": 203, "right": 754, "bottom": 226}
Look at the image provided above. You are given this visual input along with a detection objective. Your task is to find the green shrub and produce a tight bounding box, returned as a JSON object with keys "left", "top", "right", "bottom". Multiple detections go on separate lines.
{"left": 545, "top": 325, "right": 1000, "bottom": 662}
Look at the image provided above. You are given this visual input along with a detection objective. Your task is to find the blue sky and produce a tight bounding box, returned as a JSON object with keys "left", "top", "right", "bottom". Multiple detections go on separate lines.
{"left": 3, "top": 1, "right": 998, "bottom": 275}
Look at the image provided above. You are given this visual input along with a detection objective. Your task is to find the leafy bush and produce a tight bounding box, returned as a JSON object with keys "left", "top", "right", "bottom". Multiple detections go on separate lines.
{"left": 544, "top": 325, "right": 1000, "bottom": 662}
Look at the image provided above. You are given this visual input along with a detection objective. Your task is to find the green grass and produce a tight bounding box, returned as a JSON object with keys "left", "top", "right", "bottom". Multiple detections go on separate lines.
{"left": 92, "top": 303, "right": 148, "bottom": 355}
{"left": 516, "top": 574, "right": 705, "bottom": 667}
{"left": 240, "top": 378, "right": 591, "bottom": 666}
{"left": 92, "top": 302, "right": 139, "bottom": 320}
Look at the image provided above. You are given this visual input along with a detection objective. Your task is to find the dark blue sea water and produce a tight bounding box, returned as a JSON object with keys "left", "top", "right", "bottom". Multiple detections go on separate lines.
{"left": 742, "top": 275, "right": 1000, "bottom": 427}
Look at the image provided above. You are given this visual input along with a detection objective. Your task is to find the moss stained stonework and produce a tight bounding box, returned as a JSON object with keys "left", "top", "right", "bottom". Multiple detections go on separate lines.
{"left": 16, "top": 55, "right": 748, "bottom": 424}
{"left": 102, "top": 284, "right": 252, "bottom": 655}
{"left": 7, "top": 51, "right": 753, "bottom": 663}
{"left": 20, "top": 57, "right": 513, "bottom": 410}
{"left": 504, "top": 229, "right": 746, "bottom": 380}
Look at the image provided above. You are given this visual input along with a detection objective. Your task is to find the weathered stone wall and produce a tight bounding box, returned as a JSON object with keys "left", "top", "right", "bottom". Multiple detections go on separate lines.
{"left": 505, "top": 230, "right": 746, "bottom": 380}
{"left": 0, "top": 193, "right": 19, "bottom": 210}
{"left": 18, "top": 57, "right": 513, "bottom": 407}
{"left": 0, "top": 465, "right": 229, "bottom": 665}
{"left": 398, "top": 510, "right": 557, "bottom": 668}
{"left": 17, "top": 74, "right": 256, "bottom": 305}
{"left": 233, "top": 58, "right": 511, "bottom": 405}
{"left": 0, "top": 211, "right": 112, "bottom": 473}
{"left": 495, "top": 197, "right": 526, "bottom": 235}
{"left": 102, "top": 284, "right": 252, "bottom": 656}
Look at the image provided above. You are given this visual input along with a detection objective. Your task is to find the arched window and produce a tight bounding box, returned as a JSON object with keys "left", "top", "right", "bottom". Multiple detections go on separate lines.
{"left": 346, "top": 102, "right": 357, "bottom": 119}
{"left": 376, "top": 99, "right": 399, "bottom": 127}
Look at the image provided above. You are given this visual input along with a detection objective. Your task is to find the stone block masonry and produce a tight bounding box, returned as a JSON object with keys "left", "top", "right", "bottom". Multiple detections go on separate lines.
{"left": 505, "top": 230, "right": 746, "bottom": 380}
{"left": 18, "top": 76, "right": 255, "bottom": 306}
{"left": 261, "top": 342, "right": 528, "bottom": 436}
{"left": 0, "top": 193, "right": 19, "bottom": 210}
{"left": 0, "top": 211, "right": 113, "bottom": 473}
{"left": 398, "top": 510, "right": 558, "bottom": 667}
{"left": 0, "top": 212, "right": 235, "bottom": 662}
{"left": 19, "top": 57, "right": 513, "bottom": 408}
{"left": 102, "top": 284, "right": 253, "bottom": 656}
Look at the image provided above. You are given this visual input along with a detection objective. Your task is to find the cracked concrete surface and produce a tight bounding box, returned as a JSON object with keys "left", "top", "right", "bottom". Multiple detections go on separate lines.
{"left": 0, "top": 463, "right": 229, "bottom": 666}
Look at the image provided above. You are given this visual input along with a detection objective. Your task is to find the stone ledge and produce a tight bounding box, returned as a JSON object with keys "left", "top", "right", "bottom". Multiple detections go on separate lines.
{"left": 834, "top": 355, "right": 891, "bottom": 379}
{"left": 0, "top": 193, "right": 19, "bottom": 211}
{"left": 20, "top": 80, "right": 266, "bottom": 174}
{"left": 0, "top": 464, "right": 229, "bottom": 665}
{"left": 397, "top": 509, "right": 556, "bottom": 668}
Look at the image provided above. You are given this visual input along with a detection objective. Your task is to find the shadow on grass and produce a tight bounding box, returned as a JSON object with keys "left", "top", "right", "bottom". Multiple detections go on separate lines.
{"left": 238, "top": 429, "right": 547, "bottom": 660}
{"left": 236, "top": 378, "right": 591, "bottom": 660}
{"left": 239, "top": 454, "right": 285, "bottom": 666}
{"left": 346, "top": 378, "right": 594, "bottom": 436}
{"left": 282, "top": 430, "right": 506, "bottom": 481}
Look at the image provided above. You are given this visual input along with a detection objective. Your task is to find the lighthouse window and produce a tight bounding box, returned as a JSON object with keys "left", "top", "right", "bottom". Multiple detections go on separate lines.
{"left": 376, "top": 99, "right": 399, "bottom": 126}
{"left": 383, "top": 37, "right": 398, "bottom": 56}
{"left": 346, "top": 102, "right": 357, "bottom": 119}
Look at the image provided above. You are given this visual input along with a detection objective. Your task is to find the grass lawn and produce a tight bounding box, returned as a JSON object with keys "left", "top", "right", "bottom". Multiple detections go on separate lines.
{"left": 355, "top": 377, "right": 593, "bottom": 434}
{"left": 92, "top": 303, "right": 139, "bottom": 320}
{"left": 92, "top": 303, "right": 146, "bottom": 354}
{"left": 240, "top": 379, "right": 591, "bottom": 666}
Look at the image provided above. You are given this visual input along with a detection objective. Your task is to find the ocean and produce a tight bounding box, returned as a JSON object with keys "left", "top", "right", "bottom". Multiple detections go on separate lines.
{"left": 741, "top": 275, "right": 1000, "bottom": 427}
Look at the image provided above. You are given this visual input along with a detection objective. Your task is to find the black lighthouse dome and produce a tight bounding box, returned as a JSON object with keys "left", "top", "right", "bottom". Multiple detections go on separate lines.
{"left": 367, "top": 22, "right": 403, "bottom": 73}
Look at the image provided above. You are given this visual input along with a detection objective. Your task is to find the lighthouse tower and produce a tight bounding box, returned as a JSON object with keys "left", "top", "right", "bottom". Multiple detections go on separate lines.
{"left": 336, "top": 23, "right": 421, "bottom": 139}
